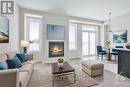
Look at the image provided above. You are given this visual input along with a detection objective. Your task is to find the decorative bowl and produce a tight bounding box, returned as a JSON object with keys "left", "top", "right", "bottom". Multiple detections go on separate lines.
{"left": 126, "top": 43, "right": 130, "bottom": 49}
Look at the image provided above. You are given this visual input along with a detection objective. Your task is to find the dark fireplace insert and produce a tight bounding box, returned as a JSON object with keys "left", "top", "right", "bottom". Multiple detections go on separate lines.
{"left": 49, "top": 42, "right": 64, "bottom": 58}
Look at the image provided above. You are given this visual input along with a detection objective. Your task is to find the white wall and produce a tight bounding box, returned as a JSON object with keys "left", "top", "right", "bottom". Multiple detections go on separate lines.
{"left": 69, "top": 24, "right": 82, "bottom": 58}
{"left": 19, "top": 8, "right": 104, "bottom": 62}
{"left": 0, "top": 3, "right": 20, "bottom": 53}
{"left": 107, "top": 12, "right": 130, "bottom": 47}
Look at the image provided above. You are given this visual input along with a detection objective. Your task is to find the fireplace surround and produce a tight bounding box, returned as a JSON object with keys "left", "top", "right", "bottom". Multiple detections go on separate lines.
{"left": 49, "top": 41, "right": 64, "bottom": 58}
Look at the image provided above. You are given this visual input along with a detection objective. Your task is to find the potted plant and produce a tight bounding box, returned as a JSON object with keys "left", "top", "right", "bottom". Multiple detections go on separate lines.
{"left": 105, "top": 40, "right": 111, "bottom": 48}
{"left": 105, "top": 40, "right": 111, "bottom": 54}
{"left": 58, "top": 58, "right": 64, "bottom": 66}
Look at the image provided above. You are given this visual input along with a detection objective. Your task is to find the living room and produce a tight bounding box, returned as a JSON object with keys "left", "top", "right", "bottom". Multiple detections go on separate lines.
{"left": 0, "top": 0, "right": 130, "bottom": 87}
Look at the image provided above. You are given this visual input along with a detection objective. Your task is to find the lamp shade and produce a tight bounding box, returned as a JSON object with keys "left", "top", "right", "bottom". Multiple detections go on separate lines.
{"left": 21, "top": 40, "right": 29, "bottom": 47}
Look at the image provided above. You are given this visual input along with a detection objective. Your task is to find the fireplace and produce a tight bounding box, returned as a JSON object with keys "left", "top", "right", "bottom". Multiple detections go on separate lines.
{"left": 49, "top": 42, "right": 64, "bottom": 58}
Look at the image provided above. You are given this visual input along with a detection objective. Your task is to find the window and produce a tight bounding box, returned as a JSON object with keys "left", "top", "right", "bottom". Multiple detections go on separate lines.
{"left": 25, "top": 16, "right": 42, "bottom": 52}
{"left": 69, "top": 23, "right": 77, "bottom": 50}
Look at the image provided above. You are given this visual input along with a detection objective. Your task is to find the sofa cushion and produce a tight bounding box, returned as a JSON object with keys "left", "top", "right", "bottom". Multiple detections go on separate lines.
{"left": 23, "top": 60, "right": 35, "bottom": 65}
{"left": 6, "top": 56, "right": 22, "bottom": 69}
{"left": 20, "top": 63, "right": 33, "bottom": 73}
{"left": 16, "top": 53, "right": 27, "bottom": 63}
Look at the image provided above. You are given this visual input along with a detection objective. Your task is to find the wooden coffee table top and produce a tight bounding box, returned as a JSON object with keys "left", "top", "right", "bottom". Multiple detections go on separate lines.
{"left": 52, "top": 62, "right": 75, "bottom": 74}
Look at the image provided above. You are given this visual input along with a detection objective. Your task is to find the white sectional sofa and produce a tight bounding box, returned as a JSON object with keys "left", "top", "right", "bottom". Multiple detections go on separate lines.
{"left": 0, "top": 52, "right": 35, "bottom": 87}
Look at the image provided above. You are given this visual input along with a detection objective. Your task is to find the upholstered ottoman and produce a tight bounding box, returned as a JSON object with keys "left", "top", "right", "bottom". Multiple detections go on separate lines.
{"left": 82, "top": 60, "right": 104, "bottom": 77}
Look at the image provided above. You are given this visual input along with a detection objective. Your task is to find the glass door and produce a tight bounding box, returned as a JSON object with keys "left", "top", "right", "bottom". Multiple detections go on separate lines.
{"left": 82, "top": 25, "right": 96, "bottom": 56}
{"left": 82, "top": 32, "right": 89, "bottom": 56}
{"left": 90, "top": 32, "right": 96, "bottom": 55}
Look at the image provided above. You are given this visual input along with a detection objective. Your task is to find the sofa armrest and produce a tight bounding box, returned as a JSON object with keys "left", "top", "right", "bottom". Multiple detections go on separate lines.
{"left": 27, "top": 54, "right": 33, "bottom": 60}
{"left": 0, "top": 69, "right": 19, "bottom": 87}
{"left": 19, "top": 69, "right": 30, "bottom": 74}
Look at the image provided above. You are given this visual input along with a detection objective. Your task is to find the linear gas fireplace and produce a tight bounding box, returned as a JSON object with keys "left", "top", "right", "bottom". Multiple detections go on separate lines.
{"left": 49, "top": 41, "right": 64, "bottom": 58}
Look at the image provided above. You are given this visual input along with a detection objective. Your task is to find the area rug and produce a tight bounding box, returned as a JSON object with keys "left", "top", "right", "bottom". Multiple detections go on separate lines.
{"left": 28, "top": 62, "right": 97, "bottom": 87}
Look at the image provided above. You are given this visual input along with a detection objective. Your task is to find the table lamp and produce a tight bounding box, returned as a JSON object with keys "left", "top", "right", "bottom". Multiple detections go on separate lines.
{"left": 21, "top": 40, "right": 29, "bottom": 53}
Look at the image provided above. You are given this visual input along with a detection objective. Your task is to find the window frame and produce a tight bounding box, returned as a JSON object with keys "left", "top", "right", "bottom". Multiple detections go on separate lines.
{"left": 25, "top": 15, "right": 43, "bottom": 52}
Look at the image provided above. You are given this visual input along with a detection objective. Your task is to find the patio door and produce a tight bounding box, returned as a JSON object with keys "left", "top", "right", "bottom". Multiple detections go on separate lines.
{"left": 82, "top": 25, "right": 96, "bottom": 56}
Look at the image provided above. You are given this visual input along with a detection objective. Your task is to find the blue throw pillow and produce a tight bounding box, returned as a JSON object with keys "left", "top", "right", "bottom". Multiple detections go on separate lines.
{"left": 6, "top": 56, "right": 22, "bottom": 69}
{"left": 16, "top": 53, "right": 27, "bottom": 63}
{"left": 0, "top": 62, "right": 7, "bottom": 70}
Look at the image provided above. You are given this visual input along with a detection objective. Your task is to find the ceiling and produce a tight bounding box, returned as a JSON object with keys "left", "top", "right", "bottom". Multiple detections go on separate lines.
{"left": 16, "top": 0, "right": 130, "bottom": 21}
